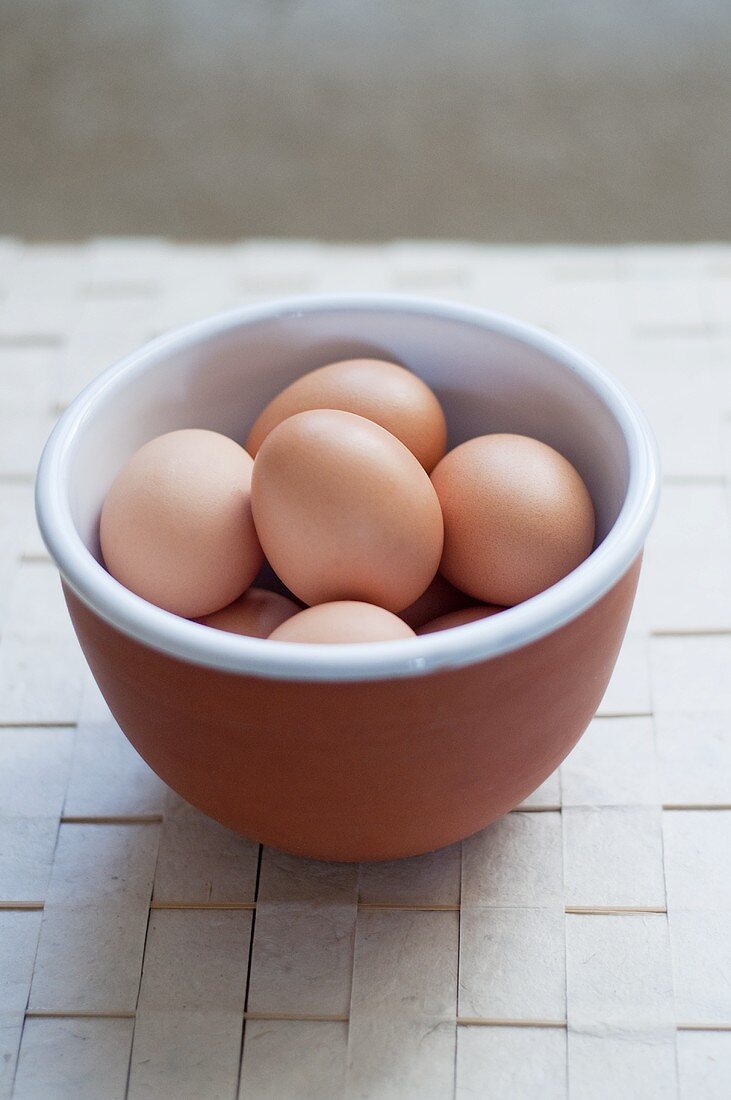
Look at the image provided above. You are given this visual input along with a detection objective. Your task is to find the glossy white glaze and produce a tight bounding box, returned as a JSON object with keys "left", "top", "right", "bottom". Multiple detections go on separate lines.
{"left": 36, "top": 296, "right": 659, "bottom": 681}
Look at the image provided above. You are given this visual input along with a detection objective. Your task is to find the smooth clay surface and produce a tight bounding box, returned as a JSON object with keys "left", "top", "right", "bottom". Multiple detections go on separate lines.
{"left": 63, "top": 559, "right": 640, "bottom": 861}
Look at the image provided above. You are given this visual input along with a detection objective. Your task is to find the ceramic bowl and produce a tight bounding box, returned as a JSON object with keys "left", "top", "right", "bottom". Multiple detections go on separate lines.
{"left": 36, "top": 297, "right": 659, "bottom": 861}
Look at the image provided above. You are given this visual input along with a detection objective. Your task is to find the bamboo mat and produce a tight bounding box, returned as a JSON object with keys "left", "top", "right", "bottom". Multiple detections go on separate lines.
{"left": 1, "top": 240, "right": 730, "bottom": 1099}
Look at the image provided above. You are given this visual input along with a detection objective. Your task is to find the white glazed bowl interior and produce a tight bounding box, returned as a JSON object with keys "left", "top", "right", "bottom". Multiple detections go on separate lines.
{"left": 36, "top": 296, "right": 659, "bottom": 681}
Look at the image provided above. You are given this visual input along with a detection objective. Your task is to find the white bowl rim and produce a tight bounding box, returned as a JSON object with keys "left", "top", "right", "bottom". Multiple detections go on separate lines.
{"left": 35, "top": 294, "right": 660, "bottom": 683}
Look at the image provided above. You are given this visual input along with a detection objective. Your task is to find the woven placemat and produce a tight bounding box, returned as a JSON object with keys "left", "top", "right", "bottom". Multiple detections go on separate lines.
{"left": 1, "top": 240, "right": 730, "bottom": 1099}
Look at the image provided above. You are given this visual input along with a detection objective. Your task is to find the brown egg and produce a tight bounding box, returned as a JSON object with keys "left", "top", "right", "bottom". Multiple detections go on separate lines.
{"left": 399, "top": 573, "right": 474, "bottom": 630}
{"left": 269, "top": 601, "right": 416, "bottom": 644}
{"left": 246, "top": 358, "right": 447, "bottom": 471}
{"left": 198, "top": 587, "right": 299, "bottom": 638}
{"left": 417, "top": 604, "right": 504, "bottom": 635}
{"left": 251, "top": 410, "right": 444, "bottom": 612}
{"left": 431, "top": 434, "right": 595, "bottom": 606}
{"left": 100, "top": 429, "right": 262, "bottom": 618}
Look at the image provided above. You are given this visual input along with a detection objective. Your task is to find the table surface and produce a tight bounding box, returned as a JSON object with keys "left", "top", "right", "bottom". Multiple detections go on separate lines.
{"left": 1, "top": 240, "right": 730, "bottom": 1100}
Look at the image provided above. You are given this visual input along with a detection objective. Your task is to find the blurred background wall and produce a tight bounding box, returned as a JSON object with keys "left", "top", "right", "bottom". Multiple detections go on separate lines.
{"left": 3, "top": 0, "right": 730, "bottom": 241}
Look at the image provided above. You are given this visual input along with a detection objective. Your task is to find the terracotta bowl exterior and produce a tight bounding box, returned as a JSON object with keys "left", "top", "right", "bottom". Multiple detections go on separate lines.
{"left": 36, "top": 297, "right": 659, "bottom": 861}
{"left": 64, "top": 560, "right": 639, "bottom": 861}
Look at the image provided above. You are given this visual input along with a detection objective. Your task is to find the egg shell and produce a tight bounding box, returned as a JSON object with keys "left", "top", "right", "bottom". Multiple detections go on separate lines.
{"left": 100, "top": 429, "right": 262, "bottom": 618}
{"left": 269, "top": 601, "right": 416, "bottom": 644}
{"left": 431, "top": 433, "right": 595, "bottom": 606}
{"left": 416, "top": 604, "right": 504, "bottom": 635}
{"left": 198, "top": 587, "right": 300, "bottom": 638}
{"left": 251, "top": 409, "right": 444, "bottom": 612}
{"left": 399, "top": 573, "right": 475, "bottom": 630}
{"left": 246, "top": 358, "right": 447, "bottom": 471}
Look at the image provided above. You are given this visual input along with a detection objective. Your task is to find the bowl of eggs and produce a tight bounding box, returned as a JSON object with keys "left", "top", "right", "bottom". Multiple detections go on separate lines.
{"left": 36, "top": 297, "right": 659, "bottom": 861}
